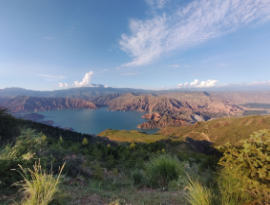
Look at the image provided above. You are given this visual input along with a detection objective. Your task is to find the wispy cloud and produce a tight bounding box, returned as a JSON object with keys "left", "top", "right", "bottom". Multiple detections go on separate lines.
{"left": 121, "top": 73, "right": 137, "bottom": 76}
{"left": 120, "top": 0, "right": 270, "bottom": 66}
{"left": 145, "top": 0, "right": 169, "bottom": 9}
{"left": 167, "top": 64, "right": 190, "bottom": 68}
{"left": 44, "top": 37, "right": 52, "bottom": 40}
{"left": 217, "top": 63, "right": 227, "bottom": 66}
{"left": 74, "top": 71, "right": 94, "bottom": 87}
{"left": 36, "top": 74, "right": 65, "bottom": 81}
{"left": 248, "top": 80, "right": 270, "bottom": 86}
{"left": 178, "top": 79, "right": 218, "bottom": 88}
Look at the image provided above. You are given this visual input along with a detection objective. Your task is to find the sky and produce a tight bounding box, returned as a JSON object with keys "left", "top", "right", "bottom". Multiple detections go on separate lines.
{"left": 1, "top": 0, "right": 270, "bottom": 91}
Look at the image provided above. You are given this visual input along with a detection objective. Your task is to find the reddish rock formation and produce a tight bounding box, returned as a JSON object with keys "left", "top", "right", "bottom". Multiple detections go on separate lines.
{"left": 141, "top": 113, "right": 161, "bottom": 121}
{"left": 138, "top": 115, "right": 190, "bottom": 129}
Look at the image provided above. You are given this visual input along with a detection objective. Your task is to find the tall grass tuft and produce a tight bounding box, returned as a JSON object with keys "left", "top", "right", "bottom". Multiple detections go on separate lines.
{"left": 17, "top": 161, "right": 65, "bottom": 205}
{"left": 186, "top": 176, "right": 212, "bottom": 205}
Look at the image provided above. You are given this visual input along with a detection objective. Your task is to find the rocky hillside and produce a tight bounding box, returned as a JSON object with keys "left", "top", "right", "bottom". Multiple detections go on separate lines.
{"left": 1, "top": 96, "right": 97, "bottom": 112}
{"left": 105, "top": 92, "right": 243, "bottom": 114}
{"left": 137, "top": 113, "right": 190, "bottom": 129}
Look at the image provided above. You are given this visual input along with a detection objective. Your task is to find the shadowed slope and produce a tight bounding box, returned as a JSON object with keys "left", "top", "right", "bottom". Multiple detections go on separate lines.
{"left": 2, "top": 96, "right": 97, "bottom": 112}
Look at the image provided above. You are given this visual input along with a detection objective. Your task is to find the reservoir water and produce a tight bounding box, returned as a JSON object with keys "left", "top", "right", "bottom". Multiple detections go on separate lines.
{"left": 36, "top": 108, "right": 159, "bottom": 135}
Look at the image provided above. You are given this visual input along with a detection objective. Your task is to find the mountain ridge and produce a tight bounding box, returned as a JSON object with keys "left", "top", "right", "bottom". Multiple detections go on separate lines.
{"left": 2, "top": 96, "right": 97, "bottom": 112}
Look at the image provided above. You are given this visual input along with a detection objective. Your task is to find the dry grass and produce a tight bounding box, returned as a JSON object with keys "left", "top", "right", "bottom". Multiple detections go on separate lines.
{"left": 17, "top": 161, "right": 65, "bottom": 205}
{"left": 98, "top": 129, "right": 168, "bottom": 143}
{"left": 158, "top": 114, "right": 270, "bottom": 146}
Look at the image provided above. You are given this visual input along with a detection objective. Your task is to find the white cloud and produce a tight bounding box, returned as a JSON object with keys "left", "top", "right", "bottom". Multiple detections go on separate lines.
{"left": 120, "top": 0, "right": 270, "bottom": 66}
{"left": 104, "top": 85, "right": 109, "bottom": 88}
{"left": 145, "top": 0, "right": 169, "bottom": 9}
{"left": 178, "top": 79, "right": 218, "bottom": 88}
{"left": 121, "top": 73, "right": 137, "bottom": 75}
{"left": 74, "top": 71, "right": 94, "bottom": 87}
{"left": 36, "top": 74, "right": 65, "bottom": 79}
{"left": 167, "top": 64, "right": 190, "bottom": 68}
{"left": 248, "top": 80, "right": 270, "bottom": 86}
{"left": 57, "top": 82, "right": 68, "bottom": 88}
{"left": 44, "top": 37, "right": 52, "bottom": 40}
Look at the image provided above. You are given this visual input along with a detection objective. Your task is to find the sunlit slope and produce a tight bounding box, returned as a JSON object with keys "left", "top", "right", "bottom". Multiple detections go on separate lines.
{"left": 158, "top": 114, "right": 270, "bottom": 146}
{"left": 98, "top": 129, "right": 167, "bottom": 143}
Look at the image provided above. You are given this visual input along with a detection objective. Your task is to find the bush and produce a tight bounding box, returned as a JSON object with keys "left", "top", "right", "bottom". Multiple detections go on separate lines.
{"left": 0, "top": 129, "right": 46, "bottom": 187}
{"left": 64, "top": 156, "right": 84, "bottom": 177}
{"left": 217, "top": 129, "right": 270, "bottom": 204}
{"left": 0, "top": 108, "right": 20, "bottom": 144}
{"left": 131, "top": 169, "right": 145, "bottom": 187}
{"left": 17, "top": 160, "right": 65, "bottom": 205}
{"left": 145, "top": 154, "right": 184, "bottom": 188}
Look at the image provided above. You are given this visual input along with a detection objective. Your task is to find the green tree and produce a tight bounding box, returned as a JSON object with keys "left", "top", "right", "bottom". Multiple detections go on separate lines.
{"left": 82, "top": 137, "right": 88, "bottom": 146}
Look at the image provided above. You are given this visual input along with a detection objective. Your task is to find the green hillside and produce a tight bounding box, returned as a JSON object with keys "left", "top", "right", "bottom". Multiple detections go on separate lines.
{"left": 98, "top": 129, "right": 167, "bottom": 143}
{"left": 158, "top": 114, "right": 270, "bottom": 146}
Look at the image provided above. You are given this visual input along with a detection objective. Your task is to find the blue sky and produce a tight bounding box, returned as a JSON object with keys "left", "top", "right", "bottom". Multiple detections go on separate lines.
{"left": 1, "top": 0, "right": 270, "bottom": 90}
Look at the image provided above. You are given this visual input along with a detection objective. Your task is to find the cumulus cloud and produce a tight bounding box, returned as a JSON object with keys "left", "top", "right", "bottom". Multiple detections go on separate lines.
{"left": 120, "top": 0, "right": 270, "bottom": 66}
{"left": 74, "top": 71, "right": 94, "bottom": 87}
{"left": 57, "top": 82, "right": 68, "bottom": 88}
{"left": 104, "top": 85, "right": 109, "bottom": 88}
{"left": 178, "top": 79, "right": 218, "bottom": 88}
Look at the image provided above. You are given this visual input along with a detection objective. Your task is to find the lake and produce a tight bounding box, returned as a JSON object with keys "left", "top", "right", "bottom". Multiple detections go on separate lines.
{"left": 36, "top": 108, "right": 159, "bottom": 135}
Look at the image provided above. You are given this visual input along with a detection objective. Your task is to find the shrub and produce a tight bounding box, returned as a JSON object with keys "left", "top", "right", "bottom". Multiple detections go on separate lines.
{"left": 145, "top": 154, "right": 184, "bottom": 187}
{"left": 131, "top": 169, "right": 145, "bottom": 186}
{"left": 64, "top": 156, "right": 84, "bottom": 177}
{"left": 0, "top": 129, "right": 46, "bottom": 187}
{"left": 93, "top": 164, "right": 104, "bottom": 181}
{"left": 17, "top": 160, "right": 65, "bottom": 205}
{"left": 217, "top": 129, "right": 270, "bottom": 204}
{"left": 106, "top": 154, "right": 115, "bottom": 169}
{"left": 0, "top": 108, "right": 21, "bottom": 144}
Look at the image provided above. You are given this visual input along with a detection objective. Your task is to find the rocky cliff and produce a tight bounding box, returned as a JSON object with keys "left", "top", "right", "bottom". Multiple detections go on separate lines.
{"left": 2, "top": 96, "right": 97, "bottom": 112}
{"left": 138, "top": 114, "right": 190, "bottom": 129}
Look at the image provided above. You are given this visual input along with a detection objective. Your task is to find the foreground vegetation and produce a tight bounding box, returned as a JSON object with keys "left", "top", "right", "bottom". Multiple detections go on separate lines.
{"left": 1, "top": 109, "right": 270, "bottom": 204}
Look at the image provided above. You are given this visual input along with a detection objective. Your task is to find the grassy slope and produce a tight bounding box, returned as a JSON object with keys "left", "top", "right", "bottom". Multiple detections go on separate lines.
{"left": 98, "top": 115, "right": 270, "bottom": 146}
{"left": 98, "top": 129, "right": 168, "bottom": 143}
{"left": 158, "top": 114, "right": 270, "bottom": 146}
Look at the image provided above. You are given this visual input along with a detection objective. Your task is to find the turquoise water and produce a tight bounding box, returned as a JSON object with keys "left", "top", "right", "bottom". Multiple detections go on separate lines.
{"left": 36, "top": 108, "right": 159, "bottom": 135}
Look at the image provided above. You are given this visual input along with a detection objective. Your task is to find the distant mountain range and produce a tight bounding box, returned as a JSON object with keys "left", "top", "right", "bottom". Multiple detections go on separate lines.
{"left": 0, "top": 87, "right": 150, "bottom": 100}
{"left": 2, "top": 96, "right": 96, "bottom": 112}
{"left": 1, "top": 87, "right": 270, "bottom": 128}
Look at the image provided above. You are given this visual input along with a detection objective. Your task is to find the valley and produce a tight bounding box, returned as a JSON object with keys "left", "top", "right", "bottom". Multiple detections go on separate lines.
{"left": 1, "top": 88, "right": 270, "bottom": 131}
